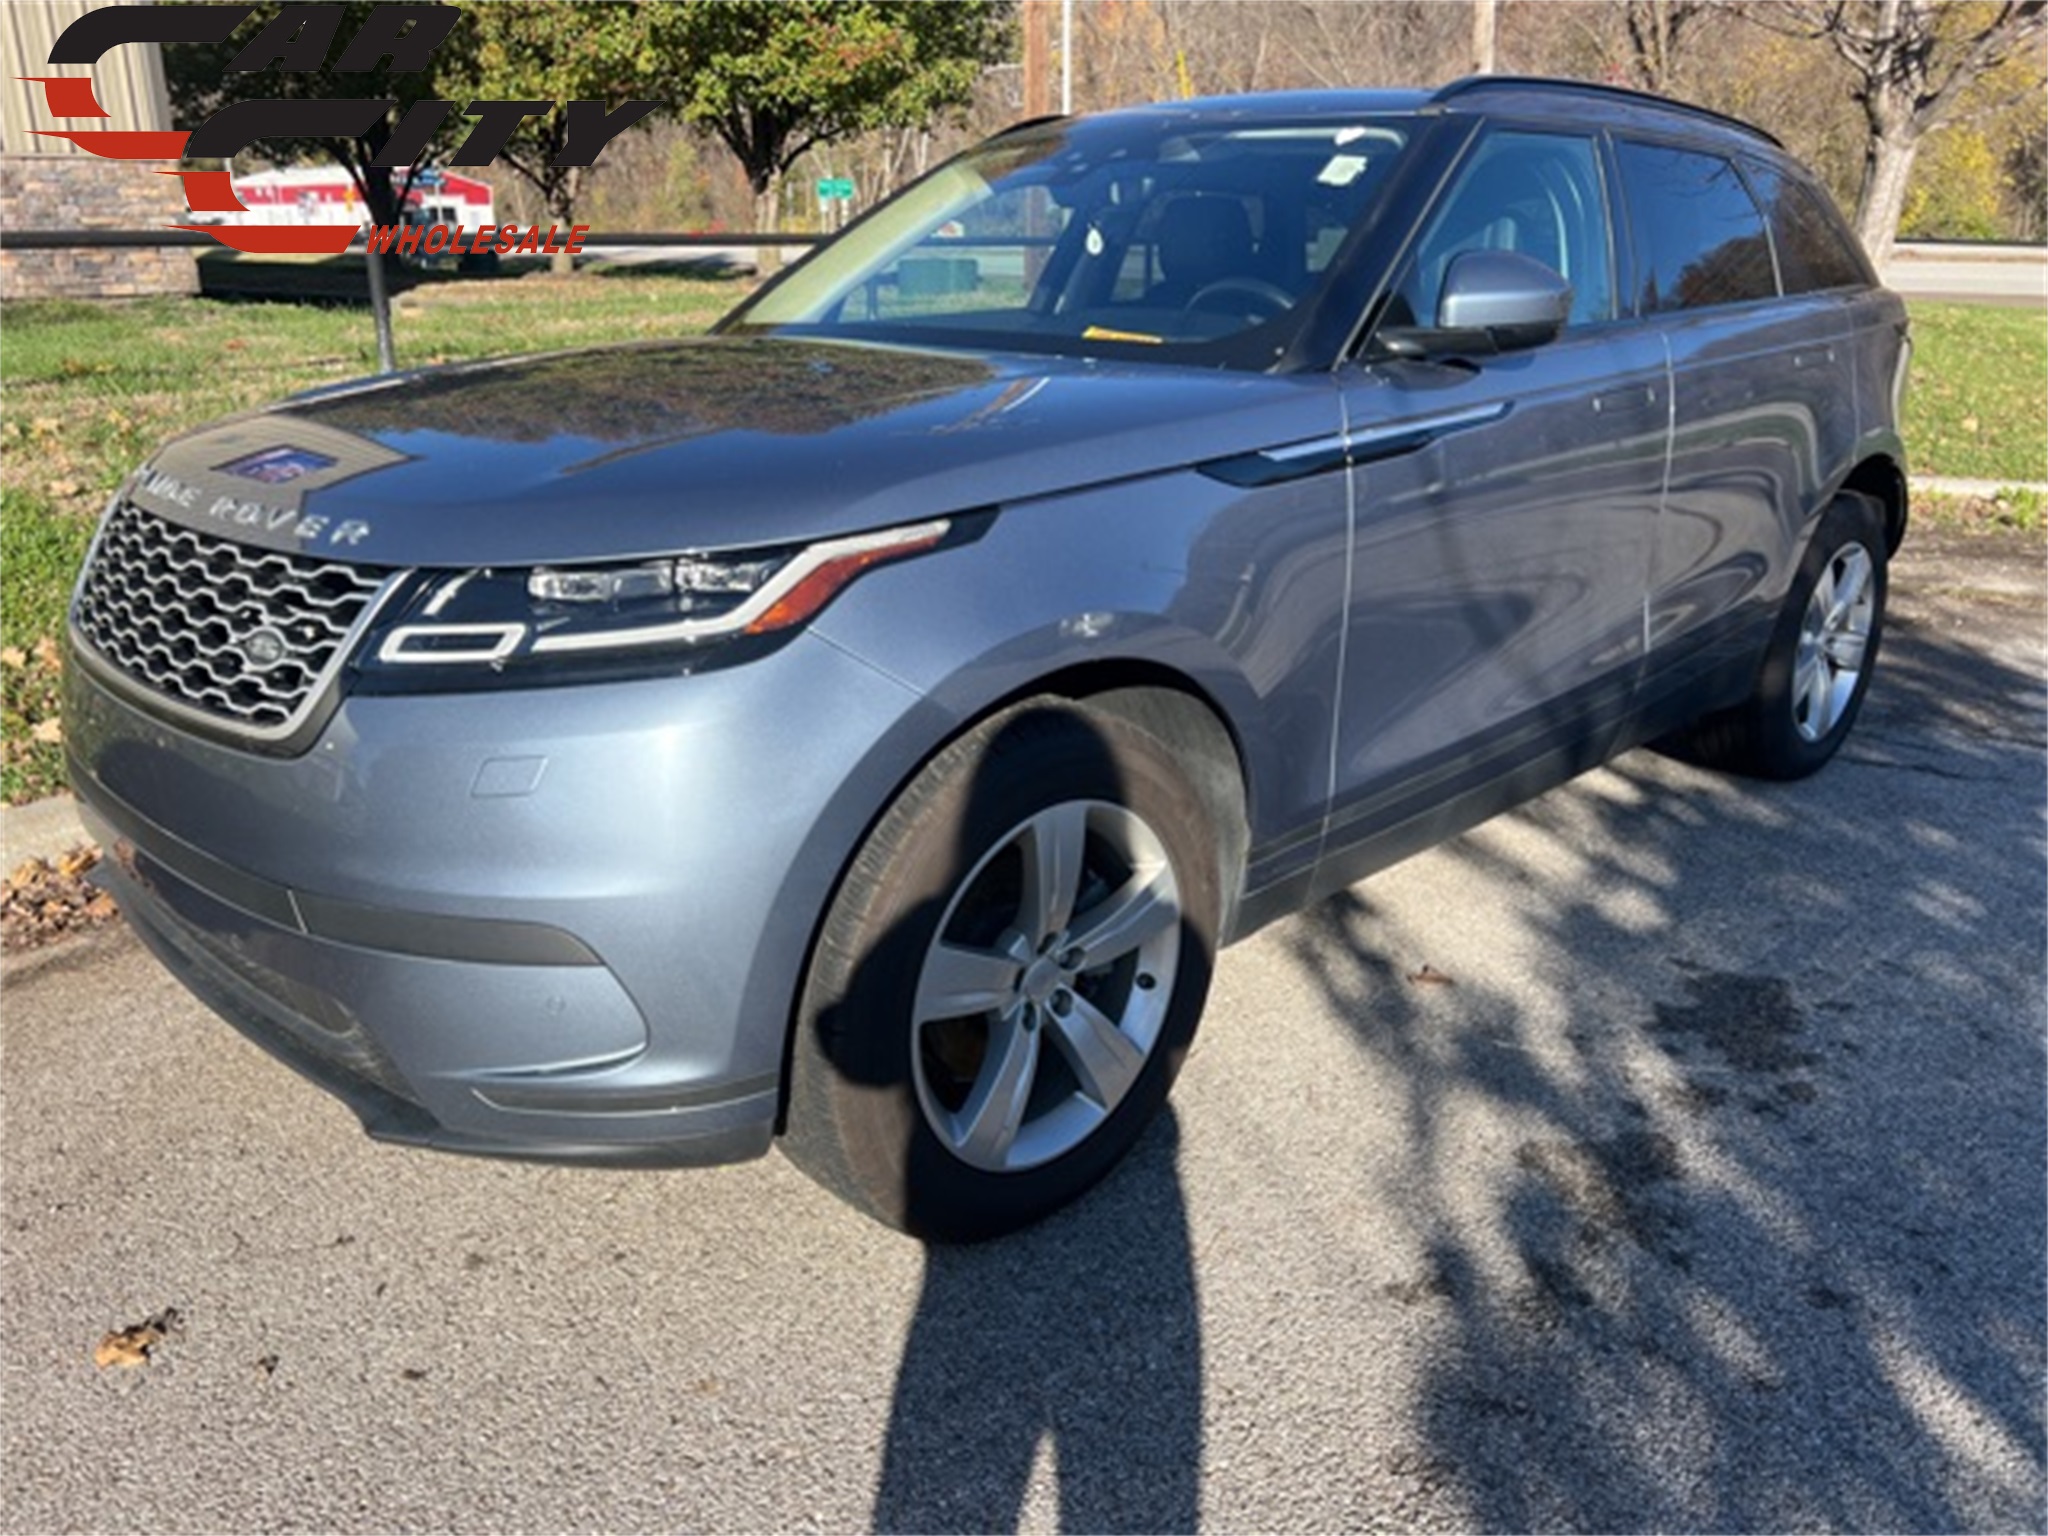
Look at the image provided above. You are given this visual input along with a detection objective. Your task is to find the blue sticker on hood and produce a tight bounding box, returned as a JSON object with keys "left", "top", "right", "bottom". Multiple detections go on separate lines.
{"left": 217, "top": 445, "right": 337, "bottom": 485}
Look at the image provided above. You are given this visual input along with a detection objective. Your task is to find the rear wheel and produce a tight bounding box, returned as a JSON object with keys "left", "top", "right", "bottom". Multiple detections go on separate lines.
{"left": 1662, "top": 492, "right": 1888, "bottom": 780}
{"left": 783, "top": 701, "right": 1219, "bottom": 1241}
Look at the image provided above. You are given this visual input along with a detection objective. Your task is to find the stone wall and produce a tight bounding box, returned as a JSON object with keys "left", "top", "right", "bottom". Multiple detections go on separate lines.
{"left": 0, "top": 154, "right": 200, "bottom": 301}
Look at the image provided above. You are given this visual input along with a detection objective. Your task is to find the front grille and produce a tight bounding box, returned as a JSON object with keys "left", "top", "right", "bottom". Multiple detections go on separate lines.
{"left": 74, "top": 499, "right": 395, "bottom": 735}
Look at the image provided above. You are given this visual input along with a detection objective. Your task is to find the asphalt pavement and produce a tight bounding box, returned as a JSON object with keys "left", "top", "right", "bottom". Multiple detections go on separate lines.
{"left": 1882, "top": 242, "right": 2047, "bottom": 307}
{"left": 3, "top": 531, "right": 2042, "bottom": 1532}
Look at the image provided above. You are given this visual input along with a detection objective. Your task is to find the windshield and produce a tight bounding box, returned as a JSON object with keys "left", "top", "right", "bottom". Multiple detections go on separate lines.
{"left": 723, "top": 114, "right": 1412, "bottom": 367}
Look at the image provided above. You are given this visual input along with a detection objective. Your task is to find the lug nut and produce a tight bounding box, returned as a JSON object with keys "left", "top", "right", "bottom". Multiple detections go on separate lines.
{"left": 1050, "top": 990, "right": 1072, "bottom": 1016}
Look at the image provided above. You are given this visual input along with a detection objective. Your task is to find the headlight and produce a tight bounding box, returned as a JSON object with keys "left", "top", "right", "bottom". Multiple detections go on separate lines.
{"left": 356, "top": 518, "right": 954, "bottom": 686}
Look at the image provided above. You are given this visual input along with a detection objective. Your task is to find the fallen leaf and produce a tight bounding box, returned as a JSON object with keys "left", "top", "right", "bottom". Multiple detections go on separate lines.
{"left": 46, "top": 479, "right": 80, "bottom": 498}
{"left": 93, "top": 1308, "right": 182, "bottom": 1370}
{"left": 30, "top": 718, "right": 62, "bottom": 745}
{"left": 94, "top": 1333, "right": 152, "bottom": 1369}
{"left": 3, "top": 844, "right": 117, "bottom": 951}
{"left": 0, "top": 647, "right": 24, "bottom": 669}
{"left": 1405, "top": 964, "right": 1456, "bottom": 987}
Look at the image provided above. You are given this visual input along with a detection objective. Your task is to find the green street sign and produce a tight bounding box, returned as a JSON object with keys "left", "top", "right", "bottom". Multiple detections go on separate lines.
{"left": 815, "top": 177, "right": 855, "bottom": 201}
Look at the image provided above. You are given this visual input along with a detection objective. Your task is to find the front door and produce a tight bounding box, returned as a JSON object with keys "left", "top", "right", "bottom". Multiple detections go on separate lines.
{"left": 1321, "top": 127, "right": 1670, "bottom": 885}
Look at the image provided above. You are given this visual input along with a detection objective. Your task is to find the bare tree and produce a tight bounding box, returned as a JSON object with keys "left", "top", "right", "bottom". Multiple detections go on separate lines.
{"left": 1762, "top": 0, "right": 2048, "bottom": 261}
{"left": 1621, "top": 0, "right": 1711, "bottom": 90}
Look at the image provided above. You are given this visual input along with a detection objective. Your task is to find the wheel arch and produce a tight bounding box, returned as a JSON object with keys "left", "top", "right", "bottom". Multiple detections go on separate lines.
{"left": 1841, "top": 453, "right": 1908, "bottom": 556}
{"left": 771, "top": 658, "right": 1253, "bottom": 1136}
{"left": 1032, "top": 663, "right": 1253, "bottom": 934}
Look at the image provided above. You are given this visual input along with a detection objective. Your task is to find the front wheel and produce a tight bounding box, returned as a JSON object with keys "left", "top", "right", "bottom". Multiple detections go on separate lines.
{"left": 783, "top": 702, "right": 1220, "bottom": 1241}
{"left": 1662, "top": 491, "right": 1889, "bottom": 780}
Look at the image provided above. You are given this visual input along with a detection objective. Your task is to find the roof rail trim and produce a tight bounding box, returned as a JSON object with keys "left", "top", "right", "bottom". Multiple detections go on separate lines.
{"left": 1431, "top": 75, "right": 1782, "bottom": 149}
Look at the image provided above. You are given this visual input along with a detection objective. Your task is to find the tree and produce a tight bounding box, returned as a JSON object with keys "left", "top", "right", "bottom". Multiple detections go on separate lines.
{"left": 439, "top": 2, "right": 665, "bottom": 272}
{"left": 1619, "top": 0, "right": 1712, "bottom": 92}
{"left": 164, "top": 1, "right": 472, "bottom": 229}
{"left": 654, "top": 0, "right": 1010, "bottom": 254}
{"left": 1760, "top": 1, "right": 2048, "bottom": 261}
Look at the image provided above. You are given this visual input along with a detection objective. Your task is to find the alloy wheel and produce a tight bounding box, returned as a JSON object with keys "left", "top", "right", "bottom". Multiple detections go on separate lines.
{"left": 1792, "top": 541, "right": 1876, "bottom": 743}
{"left": 911, "top": 800, "right": 1182, "bottom": 1173}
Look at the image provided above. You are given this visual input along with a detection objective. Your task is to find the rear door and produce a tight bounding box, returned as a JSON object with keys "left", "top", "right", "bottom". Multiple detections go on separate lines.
{"left": 1612, "top": 139, "right": 1857, "bottom": 702}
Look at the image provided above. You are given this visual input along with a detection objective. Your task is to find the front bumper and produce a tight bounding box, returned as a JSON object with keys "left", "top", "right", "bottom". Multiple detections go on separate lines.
{"left": 65, "top": 627, "right": 935, "bottom": 1166}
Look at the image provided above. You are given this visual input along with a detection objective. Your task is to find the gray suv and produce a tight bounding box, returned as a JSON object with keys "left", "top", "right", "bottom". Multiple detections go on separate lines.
{"left": 67, "top": 78, "right": 1908, "bottom": 1239}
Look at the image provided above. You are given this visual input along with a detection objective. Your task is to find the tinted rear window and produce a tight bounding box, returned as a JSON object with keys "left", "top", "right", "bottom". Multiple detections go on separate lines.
{"left": 1743, "top": 159, "right": 1871, "bottom": 293}
{"left": 1616, "top": 141, "right": 1775, "bottom": 313}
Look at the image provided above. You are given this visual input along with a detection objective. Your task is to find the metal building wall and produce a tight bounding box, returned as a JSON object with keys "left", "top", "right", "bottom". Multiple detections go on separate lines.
{"left": 1, "top": 2, "right": 196, "bottom": 299}
{"left": 2, "top": 0, "right": 176, "bottom": 153}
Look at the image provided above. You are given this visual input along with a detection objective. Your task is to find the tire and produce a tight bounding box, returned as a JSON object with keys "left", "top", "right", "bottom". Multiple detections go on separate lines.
{"left": 783, "top": 701, "right": 1220, "bottom": 1241}
{"left": 1663, "top": 491, "right": 1888, "bottom": 780}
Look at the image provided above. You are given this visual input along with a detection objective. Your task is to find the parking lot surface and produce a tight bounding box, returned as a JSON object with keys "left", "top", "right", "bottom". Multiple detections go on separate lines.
{"left": 4, "top": 533, "right": 2042, "bottom": 1532}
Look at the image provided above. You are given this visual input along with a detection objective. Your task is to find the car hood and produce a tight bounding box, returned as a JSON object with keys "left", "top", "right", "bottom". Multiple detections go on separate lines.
{"left": 122, "top": 337, "right": 1339, "bottom": 566}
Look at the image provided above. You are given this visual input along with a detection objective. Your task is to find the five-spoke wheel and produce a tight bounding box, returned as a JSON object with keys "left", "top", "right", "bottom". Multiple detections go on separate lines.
{"left": 912, "top": 800, "right": 1182, "bottom": 1173}
{"left": 1792, "top": 542, "right": 1876, "bottom": 743}
{"left": 783, "top": 702, "right": 1219, "bottom": 1241}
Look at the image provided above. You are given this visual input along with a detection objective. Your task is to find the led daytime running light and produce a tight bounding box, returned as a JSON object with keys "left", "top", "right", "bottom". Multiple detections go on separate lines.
{"left": 526, "top": 519, "right": 950, "bottom": 655}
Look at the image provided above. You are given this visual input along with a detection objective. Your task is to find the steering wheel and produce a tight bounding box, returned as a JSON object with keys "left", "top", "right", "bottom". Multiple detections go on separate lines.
{"left": 1186, "top": 277, "right": 1294, "bottom": 320}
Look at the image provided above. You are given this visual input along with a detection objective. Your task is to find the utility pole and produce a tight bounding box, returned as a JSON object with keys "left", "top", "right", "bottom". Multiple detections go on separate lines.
{"left": 1023, "top": 0, "right": 1051, "bottom": 118}
{"left": 1061, "top": 0, "right": 1074, "bottom": 115}
{"left": 1473, "top": 0, "right": 1498, "bottom": 73}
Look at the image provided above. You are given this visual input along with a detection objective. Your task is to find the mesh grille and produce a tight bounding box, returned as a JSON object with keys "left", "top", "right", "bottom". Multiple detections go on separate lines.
{"left": 74, "top": 499, "right": 394, "bottom": 734}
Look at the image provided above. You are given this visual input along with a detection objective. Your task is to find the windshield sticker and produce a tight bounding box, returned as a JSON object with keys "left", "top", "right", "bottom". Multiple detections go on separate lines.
{"left": 1318, "top": 154, "right": 1371, "bottom": 187}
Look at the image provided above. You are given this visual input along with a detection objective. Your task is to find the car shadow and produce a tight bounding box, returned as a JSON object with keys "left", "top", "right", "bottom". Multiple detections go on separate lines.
{"left": 871, "top": 1108, "right": 1201, "bottom": 1533}
{"left": 1279, "top": 576, "right": 2044, "bottom": 1528}
{"left": 795, "top": 703, "right": 1209, "bottom": 1530}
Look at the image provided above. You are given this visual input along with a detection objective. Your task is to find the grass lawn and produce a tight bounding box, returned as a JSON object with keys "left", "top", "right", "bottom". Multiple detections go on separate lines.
{"left": 1, "top": 285, "right": 2042, "bottom": 804}
{"left": 1900, "top": 301, "right": 2048, "bottom": 486}
{"left": 2, "top": 270, "right": 744, "bottom": 802}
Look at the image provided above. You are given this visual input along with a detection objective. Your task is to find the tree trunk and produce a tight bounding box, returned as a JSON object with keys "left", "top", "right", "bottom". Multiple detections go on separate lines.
{"left": 1473, "top": 0, "right": 1498, "bottom": 73}
{"left": 753, "top": 179, "right": 783, "bottom": 277}
{"left": 548, "top": 173, "right": 579, "bottom": 276}
{"left": 1855, "top": 127, "right": 1918, "bottom": 267}
{"left": 355, "top": 162, "right": 403, "bottom": 229}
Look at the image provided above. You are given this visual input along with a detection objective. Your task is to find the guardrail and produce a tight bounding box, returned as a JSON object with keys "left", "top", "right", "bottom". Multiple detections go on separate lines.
{"left": 2, "top": 227, "right": 829, "bottom": 370}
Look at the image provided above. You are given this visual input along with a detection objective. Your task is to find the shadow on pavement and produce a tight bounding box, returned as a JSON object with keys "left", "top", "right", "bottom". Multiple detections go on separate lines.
{"left": 872, "top": 1110, "right": 1201, "bottom": 1533}
{"left": 1283, "top": 576, "right": 2044, "bottom": 1528}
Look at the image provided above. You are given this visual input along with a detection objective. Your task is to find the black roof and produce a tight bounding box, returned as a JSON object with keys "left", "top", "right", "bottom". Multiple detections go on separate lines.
{"left": 1086, "top": 76, "right": 1781, "bottom": 151}
{"left": 1433, "top": 75, "right": 1782, "bottom": 147}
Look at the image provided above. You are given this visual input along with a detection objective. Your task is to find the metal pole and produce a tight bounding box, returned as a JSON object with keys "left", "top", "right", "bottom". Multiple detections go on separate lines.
{"left": 363, "top": 246, "right": 397, "bottom": 373}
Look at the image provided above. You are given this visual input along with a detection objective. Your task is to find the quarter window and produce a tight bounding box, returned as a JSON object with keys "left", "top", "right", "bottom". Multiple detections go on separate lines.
{"left": 1743, "top": 159, "right": 1872, "bottom": 293}
{"left": 1616, "top": 142, "right": 1776, "bottom": 313}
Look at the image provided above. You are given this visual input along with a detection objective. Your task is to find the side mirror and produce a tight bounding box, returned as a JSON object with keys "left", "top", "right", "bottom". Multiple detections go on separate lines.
{"left": 1435, "top": 249, "right": 1572, "bottom": 351}
{"left": 1375, "top": 249, "right": 1574, "bottom": 360}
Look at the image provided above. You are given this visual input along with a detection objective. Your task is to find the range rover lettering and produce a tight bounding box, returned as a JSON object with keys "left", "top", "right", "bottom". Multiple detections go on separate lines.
{"left": 67, "top": 79, "right": 1908, "bottom": 1239}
